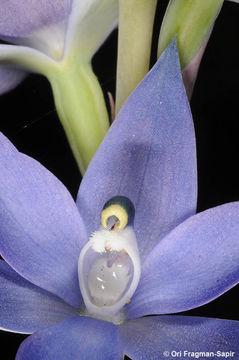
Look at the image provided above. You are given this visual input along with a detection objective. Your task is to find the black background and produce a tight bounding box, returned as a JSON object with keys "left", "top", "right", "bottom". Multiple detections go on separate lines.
{"left": 0, "top": 1, "right": 239, "bottom": 359}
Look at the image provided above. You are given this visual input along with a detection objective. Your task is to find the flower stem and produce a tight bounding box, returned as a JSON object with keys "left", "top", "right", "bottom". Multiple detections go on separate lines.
{"left": 115, "top": 0, "right": 158, "bottom": 114}
{"left": 48, "top": 59, "right": 109, "bottom": 175}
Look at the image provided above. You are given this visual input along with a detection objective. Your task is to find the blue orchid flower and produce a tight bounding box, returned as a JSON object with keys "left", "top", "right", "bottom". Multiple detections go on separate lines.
{"left": 0, "top": 42, "right": 238, "bottom": 359}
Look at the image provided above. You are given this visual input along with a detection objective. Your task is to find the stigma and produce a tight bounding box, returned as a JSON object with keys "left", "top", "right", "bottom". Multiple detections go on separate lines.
{"left": 78, "top": 196, "right": 140, "bottom": 324}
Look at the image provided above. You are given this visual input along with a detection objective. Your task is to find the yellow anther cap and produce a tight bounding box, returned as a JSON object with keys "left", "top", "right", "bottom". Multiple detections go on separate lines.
{"left": 101, "top": 196, "right": 135, "bottom": 231}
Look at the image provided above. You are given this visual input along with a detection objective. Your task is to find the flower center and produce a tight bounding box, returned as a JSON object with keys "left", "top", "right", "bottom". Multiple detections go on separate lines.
{"left": 87, "top": 251, "right": 133, "bottom": 307}
{"left": 78, "top": 196, "right": 141, "bottom": 324}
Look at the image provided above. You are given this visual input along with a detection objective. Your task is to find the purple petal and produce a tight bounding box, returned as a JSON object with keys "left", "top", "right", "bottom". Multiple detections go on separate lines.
{"left": 0, "top": 132, "right": 87, "bottom": 308}
{"left": 77, "top": 39, "right": 197, "bottom": 260}
{"left": 16, "top": 316, "right": 120, "bottom": 360}
{"left": 119, "top": 316, "right": 239, "bottom": 359}
{"left": 0, "top": 260, "right": 77, "bottom": 334}
{"left": 0, "top": 0, "right": 72, "bottom": 39}
{"left": 126, "top": 202, "right": 239, "bottom": 319}
{"left": 0, "top": 67, "right": 27, "bottom": 95}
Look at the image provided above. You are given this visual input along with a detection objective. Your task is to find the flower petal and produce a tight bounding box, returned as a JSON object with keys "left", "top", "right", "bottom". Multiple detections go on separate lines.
{"left": 0, "top": 132, "right": 87, "bottom": 308}
{"left": 16, "top": 316, "right": 120, "bottom": 360}
{"left": 0, "top": 44, "right": 56, "bottom": 75}
{"left": 13, "top": 22, "right": 68, "bottom": 61}
{"left": 126, "top": 202, "right": 239, "bottom": 319}
{"left": 0, "top": 260, "right": 77, "bottom": 334}
{"left": 119, "top": 316, "right": 239, "bottom": 359}
{"left": 77, "top": 39, "right": 197, "bottom": 260}
{"left": 64, "top": 0, "right": 118, "bottom": 60}
{"left": 0, "top": 0, "right": 71, "bottom": 38}
{"left": 0, "top": 67, "right": 27, "bottom": 95}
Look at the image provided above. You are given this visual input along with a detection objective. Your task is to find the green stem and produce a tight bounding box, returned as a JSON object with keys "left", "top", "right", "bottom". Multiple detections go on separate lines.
{"left": 115, "top": 0, "right": 158, "bottom": 114}
{"left": 48, "top": 59, "right": 109, "bottom": 174}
